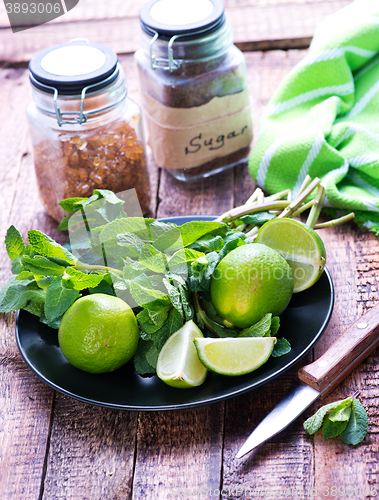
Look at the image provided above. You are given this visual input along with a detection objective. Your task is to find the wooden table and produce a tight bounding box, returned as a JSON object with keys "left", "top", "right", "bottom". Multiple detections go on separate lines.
{"left": 1, "top": 1, "right": 378, "bottom": 498}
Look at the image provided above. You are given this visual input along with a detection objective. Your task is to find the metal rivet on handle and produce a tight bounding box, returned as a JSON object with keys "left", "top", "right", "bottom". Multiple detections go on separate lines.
{"left": 357, "top": 322, "right": 368, "bottom": 329}
{"left": 318, "top": 360, "right": 328, "bottom": 367}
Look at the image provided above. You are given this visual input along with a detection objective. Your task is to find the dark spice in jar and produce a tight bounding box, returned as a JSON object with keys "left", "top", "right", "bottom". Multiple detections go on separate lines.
{"left": 136, "top": 0, "right": 253, "bottom": 181}
{"left": 34, "top": 119, "right": 150, "bottom": 222}
{"left": 27, "top": 40, "right": 151, "bottom": 222}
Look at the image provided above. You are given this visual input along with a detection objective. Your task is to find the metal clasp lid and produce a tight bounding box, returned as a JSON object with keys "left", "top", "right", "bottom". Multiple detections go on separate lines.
{"left": 149, "top": 31, "right": 181, "bottom": 72}
{"left": 30, "top": 65, "right": 125, "bottom": 127}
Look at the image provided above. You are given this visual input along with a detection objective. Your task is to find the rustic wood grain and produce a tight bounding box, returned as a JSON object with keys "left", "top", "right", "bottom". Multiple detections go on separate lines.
{"left": 0, "top": 67, "right": 57, "bottom": 499}
{"left": 0, "top": 9, "right": 379, "bottom": 497}
{"left": 132, "top": 405, "right": 224, "bottom": 499}
{"left": 41, "top": 394, "right": 138, "bottom": 500}
{"left": 298, "top": 301, "right": 379, "bottom": 394}
{"left": 0, "top": 0, "right": 351, "bottom": 63}
{"left": 310, "top": 225, "right": 379, "bottom": 498}
{"left": 222, "top": 361, "right": 315, "bottom": 497}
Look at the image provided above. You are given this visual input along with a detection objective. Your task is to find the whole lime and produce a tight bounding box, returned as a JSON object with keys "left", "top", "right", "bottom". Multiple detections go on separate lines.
{"left": 210, "top": 243, "right": 294, "bottom": 329}
{"left": 58, "top": 293, "right": 139, "bottom": 374}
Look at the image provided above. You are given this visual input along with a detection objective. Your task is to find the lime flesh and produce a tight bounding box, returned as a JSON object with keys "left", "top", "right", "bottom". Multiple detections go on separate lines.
{"left": 156, "top": 320, "right": 207, "bottom": 389}
{"left": 256, "top": 218, "right": 326, "bottom": 292}
{"left": 194, "top": 337, "right": 276, "bottom": 376}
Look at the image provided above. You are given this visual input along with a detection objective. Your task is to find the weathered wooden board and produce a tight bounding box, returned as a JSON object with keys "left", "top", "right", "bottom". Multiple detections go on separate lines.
{"left": 1, "top": 32, "right": 378, "bottom": 499}
{"left": 0, "top": 0, "right": 351, "bottom": 63}
{"left": 41, "top": 394, "right": 138, "bottom": 500}
{"left": 0, "top": 67, "right": 56, "bottom": 499}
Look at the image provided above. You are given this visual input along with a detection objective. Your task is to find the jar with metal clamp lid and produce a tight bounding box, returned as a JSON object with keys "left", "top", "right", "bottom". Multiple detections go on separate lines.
{"left": 135, "top": 0, "right": 253, "bottom": 181}
{"left": 27, "top": 40, "right": 150, "bottom": 222}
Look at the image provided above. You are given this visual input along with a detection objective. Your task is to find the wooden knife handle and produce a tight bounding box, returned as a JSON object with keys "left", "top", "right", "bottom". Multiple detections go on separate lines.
{"left": 298, "top": 302, "right": 379, "bottom": 397}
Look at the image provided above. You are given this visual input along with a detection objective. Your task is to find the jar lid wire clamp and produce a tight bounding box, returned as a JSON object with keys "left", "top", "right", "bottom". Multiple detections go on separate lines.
{"left": 29, "top": 64, "right": 127, "bottom": 127}
{"left": 148, "top": 25, "right": 232, "bottom": 72}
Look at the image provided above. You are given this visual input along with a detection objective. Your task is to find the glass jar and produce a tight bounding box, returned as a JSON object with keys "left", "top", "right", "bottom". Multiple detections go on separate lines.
{"left": 27, "top": 40, "right": 151, "bottom": 223}
{"left": 135, "top": 0, "right": 253, "bottom": 181}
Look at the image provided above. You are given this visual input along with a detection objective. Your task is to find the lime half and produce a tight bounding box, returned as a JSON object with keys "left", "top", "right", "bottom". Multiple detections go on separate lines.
{"left": 256, "top": 218, "right": 326, "bottom": 293}
{"left": 194, "top": 337, "right": 276, "bottom": 376}
{"left": 156, "top": 320, "right": 207, "bottom": 389}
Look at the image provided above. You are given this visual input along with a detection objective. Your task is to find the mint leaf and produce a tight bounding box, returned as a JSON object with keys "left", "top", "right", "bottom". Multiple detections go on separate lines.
{"left": 238, "top": 212, "right": 276, "bottom": 227}
{"left": 179, "top": 285, "right": 194, "bottom": 322}
{"left": 322, "top": 413, "right": 350, "bottom": 439}
{"left": 153, "top": 308, "right": 184, "bottom": 351}
{"left": 44, "top": 276, "right": 79, "bottom": 321}
{"left": 168, "top": 248, "right": 205, "bottom": 275}
{"left": 0, "top": 278, "right": 46, "bottom": 313}
{"left": 303, "top": 397, "right": 351, "bottom": 435}
{"left": 137, "top": 307, "right": 169, "bottom": 334}
{"left": 188, "top": 234, "right": 224, "bottom": 253}
{"left": 59, "top": 197, "right": 89, "bottom": 214}
{"left": 88, "top": 277, "right": 116, "bottom": 297}
{"left": 28, "top": 230, "right": 76, "bottom": 265}
{"left": 147, "top": 220, "right": 177, "bottom": 241}
{"left": 39, "top": 313, "right": 63, "bottom": 329}
{"left": 163, "top": 278, "right": 184, "bottom": 317}
{"left": 341, "top": 399, "right": 369, "bottom": 445}
{"left": 328, "top": 400, "right": 353, "bottom": 422}
{"left": 139, "top": 244, "right": 168, "bottom": 273}
{"left": 123, "top": 257, "right": 147, "bottom": 280}
{"left": 61, "top": 268, "right": 104, "bottom": 291}
{"left": 270, "top": 316, "right": 280, "bottom": 336}
{"left": 239, "top": 314, "right": 272, "bottom": 337}
{"left": 148, "top": 306, "right": 171, "bottom": 327}
{"left": 130, "top": 279, "right": 170, "bottom": 309}
{"left": 134, "top": 340, "right": 157, "bottom": 375}
{"left": 23, "top": 293, "right": 46, "bottom": 317}
{"left": 21, "top": 256, "right": 67, "bottom": 276}
{"left": 218, "top": 236, "right": 246, "bottom": 260}
{"left": 5, "top": 226, "right": 26, "bottom": 261}
{"left": 154, "top": 221, "right": 225, "bottom": 252}
{"left": 271, "top": 338, "right": 291, "bottom": 357}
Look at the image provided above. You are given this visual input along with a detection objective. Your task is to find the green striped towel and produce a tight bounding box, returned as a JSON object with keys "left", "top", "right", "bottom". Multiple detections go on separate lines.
{"left": 249, "top": 0, "right": 379, "bottom": 234}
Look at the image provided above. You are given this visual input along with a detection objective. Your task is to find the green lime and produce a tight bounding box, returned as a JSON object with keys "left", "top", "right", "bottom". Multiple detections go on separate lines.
{"left": 58, "top": 293, "right": 139, "bottom": 374}
{"left": 194, "top": 337, "right": 276, "bottom": 376}
{"left": 255, "top": 218, "right": 326, "bottom": 292}
{"left": 156, "top": 320, "right": 207, "bottom": 389}
{"left": 210, "top": 243, "right": 294, "bottom": 329}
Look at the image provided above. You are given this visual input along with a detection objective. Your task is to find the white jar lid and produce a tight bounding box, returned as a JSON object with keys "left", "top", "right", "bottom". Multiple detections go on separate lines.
{"left": 140, "top": 0, "right": 225, "bottom": 40}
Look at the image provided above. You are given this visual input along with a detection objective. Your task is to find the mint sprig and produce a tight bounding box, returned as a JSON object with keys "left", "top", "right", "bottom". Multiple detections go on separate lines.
{"left": 0, "top": 188, "right": 296, "bottom": 377}
{"left": 304, "top": 392, "right": 368, "bottom": 445}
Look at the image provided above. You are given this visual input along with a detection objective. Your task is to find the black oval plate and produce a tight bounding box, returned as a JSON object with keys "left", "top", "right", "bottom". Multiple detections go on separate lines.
{"left": 15, "top": 216, "right": 334, "bottom": 411}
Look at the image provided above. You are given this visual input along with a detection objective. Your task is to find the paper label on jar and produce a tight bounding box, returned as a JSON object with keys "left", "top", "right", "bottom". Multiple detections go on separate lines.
{"left": 142, "top": 89, "right": 253, "bottom": 170}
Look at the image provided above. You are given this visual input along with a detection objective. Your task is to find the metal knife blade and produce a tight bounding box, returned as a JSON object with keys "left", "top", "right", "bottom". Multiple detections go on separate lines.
{"left": 236, "top": 302, "right": 379, "bottom": 459}
{"left": 235, "top": 382, "right": 319, "bottom": 458}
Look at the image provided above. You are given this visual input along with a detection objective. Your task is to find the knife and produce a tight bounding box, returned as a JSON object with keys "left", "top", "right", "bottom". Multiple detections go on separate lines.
{"left": 236, "top": 302, "right": 379, "bottom": 459}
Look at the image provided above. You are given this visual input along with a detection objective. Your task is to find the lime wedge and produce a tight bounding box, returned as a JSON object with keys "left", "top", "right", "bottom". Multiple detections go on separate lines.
{"left": 156, "top": 320, "right": 207, "bottom": 388}
{"left": 255, "top": 218, "right": 326, "bottom": 293}
{"left": 194, "top": 337, "right": 276, "bottom": 376}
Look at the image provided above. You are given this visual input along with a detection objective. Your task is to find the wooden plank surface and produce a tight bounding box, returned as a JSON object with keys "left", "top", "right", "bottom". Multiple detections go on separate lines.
{"left": 0, "top": 0, "right": 351, "bottom": 63}
{"left": 1, "top": 17, "right": 379, "bottom": 500}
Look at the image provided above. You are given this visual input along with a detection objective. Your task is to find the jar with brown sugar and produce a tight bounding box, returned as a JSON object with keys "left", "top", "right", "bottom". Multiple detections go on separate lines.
{"left": 135, "top": 0, "right": 253, "bottom": 181}
{"left": 27, "top": 40, "right": 151, "bottom": 222}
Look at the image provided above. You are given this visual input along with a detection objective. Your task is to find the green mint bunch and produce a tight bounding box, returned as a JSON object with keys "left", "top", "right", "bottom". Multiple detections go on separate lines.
{"left": 303, "top": 393, "right": 369, "bottom": 445}
{"left": 0, "top": 188, "right": 292, "bottom": 375}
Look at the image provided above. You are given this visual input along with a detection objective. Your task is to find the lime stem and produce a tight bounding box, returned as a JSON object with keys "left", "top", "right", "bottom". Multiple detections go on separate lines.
{"left": 296, "top": 174, "right": 312, "bottom": 197}
{"left": 314, "top": 212, "right": 355, "bottom": 229}
{"left": 75, "top": 262, "right": 123, "bottom": 276}
{"left": 292, "top": 200, "right": 314, "bottom": 217}
{"left": 306, "top": 184, "right": 326, "bottom": 229}
{"left": 277, "top": 177, "right": 321, "bottom": 219}
{"left": 216, "top": 200, "right": 290, "bottom": 224}
{"left": 193, "top": 292, "right": 218, "bottom": 336}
